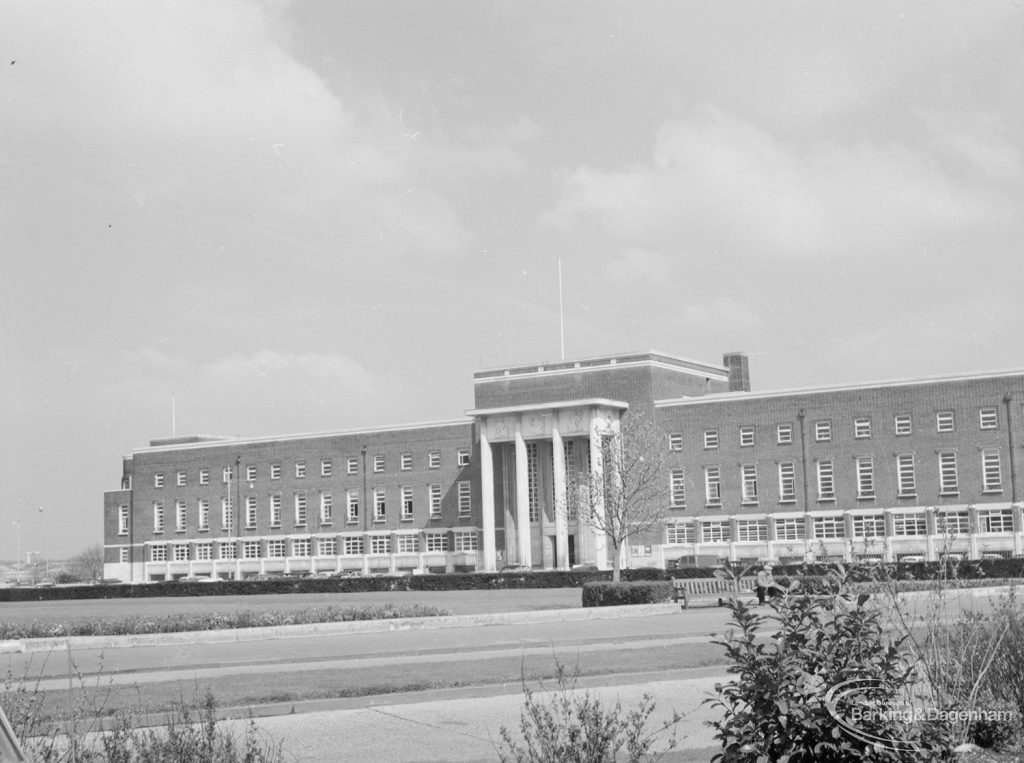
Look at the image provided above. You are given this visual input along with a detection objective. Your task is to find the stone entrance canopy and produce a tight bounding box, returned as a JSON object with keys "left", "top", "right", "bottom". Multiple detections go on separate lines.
{"left": 467, "top": 399, "right": 628, "bottom": 572}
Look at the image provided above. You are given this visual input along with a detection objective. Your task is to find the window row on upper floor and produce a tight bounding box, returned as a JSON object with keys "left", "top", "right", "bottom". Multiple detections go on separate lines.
{"left": 150, "top": 448, "right": 472, "bottom": 488}
{"left": 128, "top": 481, "right": 475, "bottom": 537}
{"left": 667, "top": 448, "right": 1007, "bottom": 509}
{"left": 667, "top": 407, "right": 1004, "bottom": 452}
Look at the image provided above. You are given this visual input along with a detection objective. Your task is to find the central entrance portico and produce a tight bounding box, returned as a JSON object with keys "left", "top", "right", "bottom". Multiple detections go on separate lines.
{"left": 469, "top": 399, "right": 627, "bottom": 572}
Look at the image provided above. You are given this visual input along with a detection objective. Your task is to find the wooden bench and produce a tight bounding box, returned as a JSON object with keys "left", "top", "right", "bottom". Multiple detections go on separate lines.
{"left": 672, "top": 576, "right": 758, "bottom": 609}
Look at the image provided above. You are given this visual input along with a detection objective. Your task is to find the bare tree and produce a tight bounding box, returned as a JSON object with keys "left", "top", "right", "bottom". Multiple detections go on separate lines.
{"left": 68, "top": 543, "right": 105, "bottom": 582}
{"left": 573, "top": 411, "right": 669, "bottom": 581}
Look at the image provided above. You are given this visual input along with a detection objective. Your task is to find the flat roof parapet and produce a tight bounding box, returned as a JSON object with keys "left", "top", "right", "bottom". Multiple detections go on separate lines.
{"left": 473, "top": 350, "right": 728, "bottom": 382}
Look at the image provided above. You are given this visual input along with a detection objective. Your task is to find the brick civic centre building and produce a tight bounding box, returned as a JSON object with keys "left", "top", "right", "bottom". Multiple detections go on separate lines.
{"left": 102, "top": 350, "right": 1024, "bottom": 582}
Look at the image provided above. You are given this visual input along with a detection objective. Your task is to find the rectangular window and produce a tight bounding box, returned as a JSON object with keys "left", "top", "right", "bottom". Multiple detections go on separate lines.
{"left": 401, "top": 486, "right": 414, "bottom": 521}
{"left": 295, "top": 461, "right": 306, "bottom": 478}
{"left": 118, "top": 505, "right": 129, "bottom": 535}
{"left": 703, "top": 430, "right": 719, "bottom": 450}
{"left": 199, "top": 468, "right": 210, "bottom": 485}
{"left": 701, "top": 520, "right": 731, "bottom": 543}
{"left": 219, "top": 541, "right": 236, "bottom": 560}
{"left": 428, "top": 451, "right": 441, "bottom": 468}
{"left": 817, "top": 459, "right": 835, "bottom": 500}
{"left": 150, "top": 544, "right": 167, "bottom": 562}
{"left": 775, "top": 517, "right": 806, "bottom": 541}
{"left": 429, "top": 484, "right": 442, "bottom": 518}
{"left": 739, "top": 426, "right": 755, "bottom": 447}
{"left": 320, "top": 492, "right": 333, "bottom": 524}
{"left": 936, "top": 511, "right": 970, "bottom": 535}
{"left": 119, "top": 547, "right": 129, "bottom": 563}
{"left": 270, "top": 463, "right": 281, "bottom": 480}
{"left": 176, "top": 471, "right": 186, "bottom": 487}
{"left": 669, "top": 469, "right": 686, "bottom": 508}
{"left": 893, "top": 512, "right": 927, "bottom": 536}
{"left": 267, "top": 539, "right": 286, "bottom": 558}
{"left": 937, "top": 411, "right": 955, "bottom": 433}
{"left": 373, "top": 454, "right": 385, "bottom": 473}
{"left": 897, "top": 454, "right": 916, "bottom": 497}
{"left": 980, "top": 408, "right": 998, "bottom": 430}
{"left": 269, "top": 494, "right": 281, "bottom": 527}
{"left": 343, "top": 536, "right": 364, "bottom": 555}
{"left": 242, "top": 541, "right": 260, "bottom": 560}
{"left": 741, "top": 464, "right": 758, "bottom": 504}
{"left": 453, "top": 532, "right": 478, "bottom": 552}
{"left": 221, "top": 498, "right": 233, "bottom": 531}
{"left": 370, "top": 535, "right": 391, "bottom": 554}
{"left": 735, "top": 519, "right": 767, "bottom": 542}
{"left": 852, "top": 514, "right": 885, "bottom": 537}
{"left": 396, "top": 535, "right": 419, "bottom": 553}
{"left": 154, "top": 473, "right": 165, "bottom": 488}
{"left": 374, "top": 487, "right": 386, "bottom": 521}
{"left": 526, "top": 443, "right": 539, "bottom": 522}
{"left": 854, "top": 418, "right": 871, "bottom": 439}
{"left": 982, "top": 449, "right": 1003, "bottom": 492}
{"left": 245, "top": 495, "right": 257, "bottom": 528}
{"left": 194, "top": 542, "right": 212, "bottom": 561}
{"left": 401, "top": 453, "right": 413, "bottom": 470}
{"left": 321, "top": 459, "right": 332, "bottom": 478}
{"left": 665, "top": 522, "right": 695, "bottom": 544}
{"left": 294, "top": 492, "right": 307, "bottom": 526}
{"left": 292, "top": 538, "right": 311, "bottom": 557}
{"left": 978, "top": 509, "right": 1013, "bottom": 533}
{"left": 815, "top": 421, "right": 832, "bottom": 442}
{"left": 223, "top": 467, "right": 233, "bottom": 484}
{"left": 668, "top": 433, "right": 683, "bottom": 451}
{"left": 776, "top": 424, "right": 793, "bottom": 445}
{"left": 425, "top": 533, "right": 448, "bottom": 552}
{"left": 894, "top": 415, "right": 912, "bottom": 436}
{"left": 704, "top": 466, "right": 721, "bottom": 506}
{"left": 458, "top": 481, "right": 472, "bottom": 516}
{"left": 176, "top": 500, "right": 187, "bottom": 532}
{"left": 246, "top": 465, "right": 256, "bottom": 482}
{"left": 318, "top": 538, "right": 337, "bottom": 556}
{"left": 153, "top": 502, "right": 165, "bottom": 533}
{"left": 939, "top": 452, "right": 959, "bottom": 495}
{"left": 856, "top": 456, "right": 875, "bottom": 499}
{"left": 778, "top": 461, "right": 796, "bottom": 503}
{"left": 347, "top": 489, "right": 359, "bottom": 523}
{"left": 347, "top": 457, "right": 358, "bottom": 475}
{"left": 813, "top": 516, "right": 846, "bottom": 539}
{"left": 457, "top": 448, "right": 470, "bottom": 466}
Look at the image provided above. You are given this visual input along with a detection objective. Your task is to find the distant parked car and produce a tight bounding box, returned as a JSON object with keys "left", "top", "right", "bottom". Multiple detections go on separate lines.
{"left": 899, "top": 555, "right": 926, "bottom": 563}
{"left": 499, "top": 565, "right": 532, "bottom": 574}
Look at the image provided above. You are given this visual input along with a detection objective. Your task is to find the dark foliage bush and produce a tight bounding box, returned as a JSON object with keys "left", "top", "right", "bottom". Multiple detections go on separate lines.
{"left": 581, "top": 581, "right": 673, "bottom": 608}
{"left": 0, "top": 567, "right": 667, "bottom": 602}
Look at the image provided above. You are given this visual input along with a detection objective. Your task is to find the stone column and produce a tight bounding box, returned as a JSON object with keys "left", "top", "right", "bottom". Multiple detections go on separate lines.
{"left": 589, "top": 415, "right": 609, "bottom": 570}
{"left": 552, "top": 425, "right": 569, "bottom": 570}
{"left": 514, "top": 420, "right": 532, "bottom": 567}
{"left": 480, "top": 428, "right": 497, "bottom": 572}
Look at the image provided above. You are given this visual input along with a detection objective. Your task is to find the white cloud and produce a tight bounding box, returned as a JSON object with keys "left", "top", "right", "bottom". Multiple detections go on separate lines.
{"left": 545, "top": 105, "right": 1007, "bottom": 260}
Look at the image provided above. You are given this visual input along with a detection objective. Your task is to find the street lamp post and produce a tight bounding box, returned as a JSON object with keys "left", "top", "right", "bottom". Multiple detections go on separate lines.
{"left": 234, "top": 455, "right": 241, "bottom": 580}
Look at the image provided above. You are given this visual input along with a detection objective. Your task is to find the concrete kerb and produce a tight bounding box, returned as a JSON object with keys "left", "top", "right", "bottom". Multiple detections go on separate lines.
{"left": 11, "top": 602, "right": 682, "bottom": 653}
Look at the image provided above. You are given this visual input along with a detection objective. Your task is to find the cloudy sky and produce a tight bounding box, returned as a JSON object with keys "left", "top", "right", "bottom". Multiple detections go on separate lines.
{"left": 2, "top": 1, "right": 1022, "bottom": 560}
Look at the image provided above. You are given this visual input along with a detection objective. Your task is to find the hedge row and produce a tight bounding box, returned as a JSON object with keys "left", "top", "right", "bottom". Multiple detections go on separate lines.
{"left": 667, "top": 557, "right": 1024, "bottom": 581}
{"left": 581, "top": 581, "right": 675, "bottom": 608}
{"left": 0, "top": 567, "right": 666, "bottom": 602}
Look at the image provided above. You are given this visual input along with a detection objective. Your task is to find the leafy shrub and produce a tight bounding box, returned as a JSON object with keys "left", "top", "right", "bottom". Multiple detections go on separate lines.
{"left": 707, "top": 569, "right": 956, "bottom": 762}
{"left": 581, "top": 581, "right": 673, "bottom": 608}
{"left": 497, "top": 662, "right": 679, "bottom": 763}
